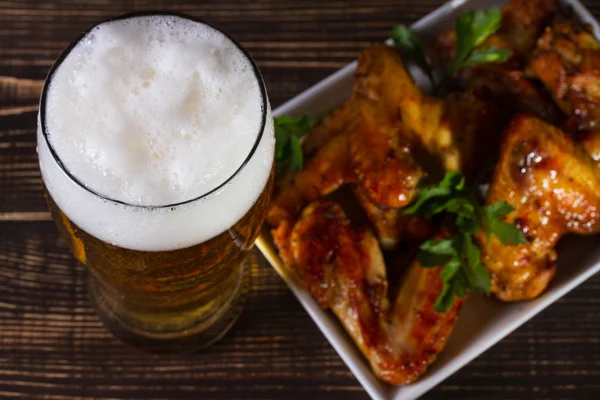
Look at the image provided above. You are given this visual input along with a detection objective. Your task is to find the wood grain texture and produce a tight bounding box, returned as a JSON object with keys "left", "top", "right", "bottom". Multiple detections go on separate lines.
{"left": 0, "top": 0, "right": 599, "bottom": 399}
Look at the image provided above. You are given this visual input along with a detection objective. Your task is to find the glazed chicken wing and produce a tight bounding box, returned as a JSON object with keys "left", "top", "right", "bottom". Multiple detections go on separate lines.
{"left": 476, "top": 114, "right": 600, "bottom": 301}
{"left": 267, "top": 97, "right": 422, "bottom": 225}
{"left": 302, "top": 43, "right": 424, "bottom": 159}
{"left": 528, "top": 11, "right": 600, "bottom": 131}
{"left": 289, "top": 202, "right": 464, "bottom": 384}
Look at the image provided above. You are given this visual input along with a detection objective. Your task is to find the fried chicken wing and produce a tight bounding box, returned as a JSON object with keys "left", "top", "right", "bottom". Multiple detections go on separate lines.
{"left": 476, "top": 114, "right": 600, "bottom": 301}
{"left": 268, "top": 99, "right": 422, "bottom": 225}
{"left": 302, "top": 44, "right": 421, "bottom": 159}
{"left": 289, "top": 201, "right": 464, "bottom": 384}
{"left": 376, "top": 44, "right": 504, "bottom": 177}
{"left": 528, "top": 11, "right": 600, "bottom": 131}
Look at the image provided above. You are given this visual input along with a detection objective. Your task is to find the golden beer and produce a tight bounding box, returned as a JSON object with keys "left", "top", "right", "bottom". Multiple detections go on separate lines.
{"left": 38, "top": 13, "right": 275, "bottom": 351}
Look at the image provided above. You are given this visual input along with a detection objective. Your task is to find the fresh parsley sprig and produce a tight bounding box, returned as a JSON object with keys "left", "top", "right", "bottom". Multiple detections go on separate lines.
{"left": 404, "top": 171, "right": 527, "bottom": 312}
{"left": 274, "top": 115, "right": 316, "bottom": 176}
{"left": 392, "top": 6, "right": 512, "bottom": 94}
{"left": 391, "top": 25, "right": 435, "bottom": 89}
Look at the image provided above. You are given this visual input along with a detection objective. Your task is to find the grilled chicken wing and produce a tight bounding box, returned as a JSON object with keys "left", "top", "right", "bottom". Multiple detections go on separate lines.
{"left": 288, "top": 201, "right": 464, "bottom": 384}
{"left": 528, "top": 11, "right": 600, "bottom": 131}
{"left": 476, "top": 114, "right": 600, "bottom": 301}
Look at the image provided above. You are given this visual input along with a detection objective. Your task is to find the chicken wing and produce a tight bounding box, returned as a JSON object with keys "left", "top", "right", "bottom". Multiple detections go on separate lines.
{"left": 268, "top": 98, "right": 422, "bottom": 226}
{"left": 307, "top": 44, "right": 497, "bottom": 177}
{"left": 430, "top": 0, "right": 557, "bottom": 69}
{"left": 476, "top": 114, "right": 600, "bottom": 301}
{"left": 268, "top": 98, "right": 423, "bottom": 257}
{"left": 302, "top": 43, "right": 423, "bottom": 159}
{"left": 289, "top": 201, "right": 464, "bottom": 384}
{"left": 528, "top": 11, "right": 600, "bottom": 131}
{"left": 429, "top": 0, "right": 563, "bottom": 124}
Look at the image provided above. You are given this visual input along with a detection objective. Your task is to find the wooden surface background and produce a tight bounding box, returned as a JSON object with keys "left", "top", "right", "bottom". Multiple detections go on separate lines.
{"left": 1, "top": 0, "right": 600, "bottom": 399}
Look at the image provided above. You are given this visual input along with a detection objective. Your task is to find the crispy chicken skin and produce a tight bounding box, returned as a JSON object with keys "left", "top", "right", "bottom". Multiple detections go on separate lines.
{"left": 476, "top": 114, "right": 600, "bottom": 301}
{"left": 528, "top": 12, "right": 600, "bottom": 131}
{"left": 288, "top": 202, "right": 464, "bottom": 384}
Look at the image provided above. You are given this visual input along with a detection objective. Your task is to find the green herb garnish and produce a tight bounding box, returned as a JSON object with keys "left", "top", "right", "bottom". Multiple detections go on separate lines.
{"left": 392, "top": 6, "right": 511, "bottom": 94}
{"left": 405, "top": 171, "right": 527, "bottom": 312}
{"left": 274, "top": 115, "right": 315, "bottom": 176}
{"left": 391, "top": 25, "right": 435, "bottom": 88}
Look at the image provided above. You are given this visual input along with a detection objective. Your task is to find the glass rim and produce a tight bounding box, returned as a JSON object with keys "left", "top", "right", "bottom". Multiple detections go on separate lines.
{"left": 39, "top": 11, "right": 268, "bottom": 210}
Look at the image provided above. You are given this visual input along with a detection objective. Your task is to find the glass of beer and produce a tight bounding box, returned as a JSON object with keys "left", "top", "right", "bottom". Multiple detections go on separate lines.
{"left": 37, "top": 13, "right": 275, "bottom": 352}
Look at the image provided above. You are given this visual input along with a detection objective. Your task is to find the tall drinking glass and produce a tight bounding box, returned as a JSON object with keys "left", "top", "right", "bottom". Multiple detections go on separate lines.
{"left": 37, "top": 12, "right": 275, "bottom": 352}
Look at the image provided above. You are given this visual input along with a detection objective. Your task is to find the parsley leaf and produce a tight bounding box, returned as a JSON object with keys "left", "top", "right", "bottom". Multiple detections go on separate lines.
{"left": 274, "top": 115, "right": 316, "bottom": 176}
{"left": 405, "top": 171, "right": 526, "bottom": 312}
{"left": 391, "top": 25, "right": 435, "bottom": 88}
{"left": 289, "top": 135, "right": 303, "bottom": 172}
{"left": 481, "top": 200, "right": 527, "bottom": 245}
{"left": 434, "top": 282, "right": 455, "bottom": 312}
{"left": 402, "top": 171, "right": 465, "bottom": 216}
{"left": 462, "top": 46, "right": 512, "bottom": 68}
{"left": 453, "top": 7, "right": 502, "bottom": 66}
{"left": 440, "top": 258, "right": 461, "bottom": 283}
{"left": 445, "top": 6, "right": 509, "bottom": 83}
{"left": 392, "top": 5, "right": 511, "bottom": 95}
{"left": 418, "top": 238, "right": 455, "bottom": 267}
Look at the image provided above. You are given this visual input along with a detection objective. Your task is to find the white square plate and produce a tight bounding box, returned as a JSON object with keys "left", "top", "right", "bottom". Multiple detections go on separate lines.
{"left": 256, "top": 1, "right": 600, "bottom": 399}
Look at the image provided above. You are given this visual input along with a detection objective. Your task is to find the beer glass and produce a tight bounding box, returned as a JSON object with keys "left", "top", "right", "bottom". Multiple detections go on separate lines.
{"left": 37, "top": 12, "right": 275, "bottom": 352}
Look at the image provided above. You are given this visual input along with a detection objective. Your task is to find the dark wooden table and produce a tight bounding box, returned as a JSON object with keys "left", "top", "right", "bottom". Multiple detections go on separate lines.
{"left": 1, "top": 1, "right": 600, "bottom": 399}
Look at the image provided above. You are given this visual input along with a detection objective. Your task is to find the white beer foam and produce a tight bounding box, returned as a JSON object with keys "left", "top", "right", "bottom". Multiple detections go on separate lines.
{"left": 38, "top": 15, "right": 274, "bottom": 251}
